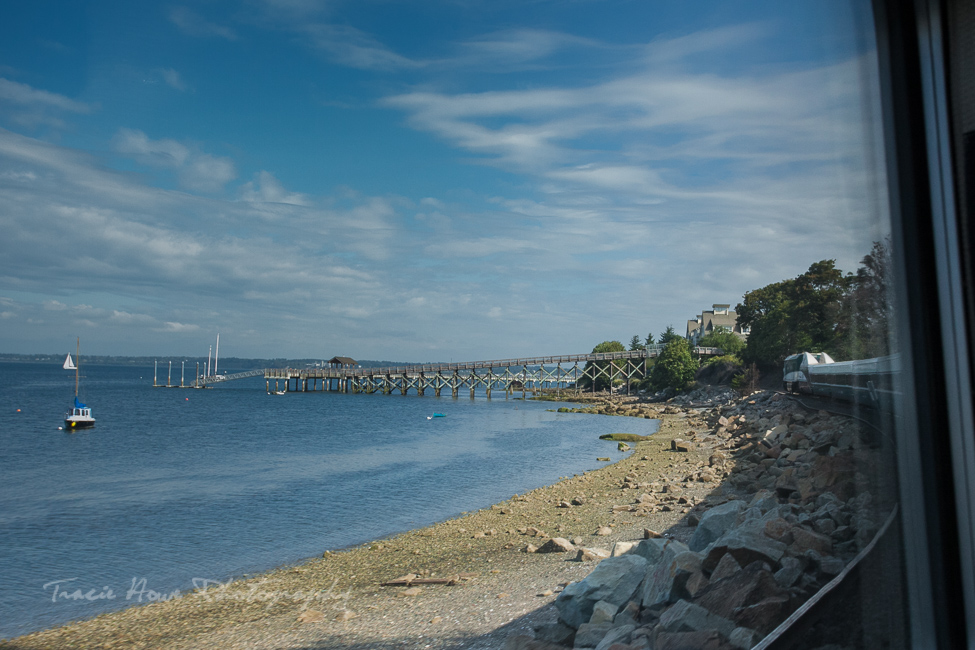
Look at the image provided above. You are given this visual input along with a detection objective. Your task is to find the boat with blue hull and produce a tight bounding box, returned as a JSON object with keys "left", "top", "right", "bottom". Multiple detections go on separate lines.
{"left": 64, "top": 338, "right": 95, "bottom": 430}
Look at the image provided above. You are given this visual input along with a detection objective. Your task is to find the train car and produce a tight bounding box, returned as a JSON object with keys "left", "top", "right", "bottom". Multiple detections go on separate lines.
{"left": 782, "top": 351, "right": 835, "bottom": 394}
{"left": 783, "top": 352, "right": 900, "bottom": 411}
{"left": 807, "top": 354, "right": 900, "bottom": 411}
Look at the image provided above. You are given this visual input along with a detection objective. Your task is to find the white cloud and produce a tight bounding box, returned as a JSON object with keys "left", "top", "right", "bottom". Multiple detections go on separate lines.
{"left": 300, "top": 23, "right": 424, "bottom": 71}
{"left": 112, "top": 128, "right": 189, "bottom": 167}
{"left": 159, "top": 68, "right": 188, "bottom": 91}
{"left": 179, "top": 153, "right": 237, "bottom": 193}
{"left": 0, "top": 78, "right": 92, "bottom": 113}
{"left": 0, "top": 77, "right": 95, "bottom": 128}
{"left": 455, "top": 28, "right": 603, "bottom": 69}
{"left": 161, "top": 321, "right": 200, "bottom": 332}
{"left": 169, "top": 6, "right": 238, "bottom": 40}
{"left": 112, "top": 128, "right": 236, "bottom": 193}
{"left": 240, "top": 171, "right": 310, "bottom": 205}
{"left": 643, "top": 24, "right": 768, "bottom": 65}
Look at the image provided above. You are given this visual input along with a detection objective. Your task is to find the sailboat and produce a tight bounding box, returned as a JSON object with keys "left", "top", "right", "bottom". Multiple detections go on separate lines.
{"left": 64, "top": 337, "right": 95, "bottom": 430}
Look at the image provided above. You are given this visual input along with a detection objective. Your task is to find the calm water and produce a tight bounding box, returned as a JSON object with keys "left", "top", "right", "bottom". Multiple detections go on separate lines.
{"left": 0, "top": 362, "right": 657, "bottom": 638}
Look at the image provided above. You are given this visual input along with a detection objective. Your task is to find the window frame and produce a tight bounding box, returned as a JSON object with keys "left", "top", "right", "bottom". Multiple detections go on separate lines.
{"left": 872, "top": 0, "right": 975, "bottom": 646}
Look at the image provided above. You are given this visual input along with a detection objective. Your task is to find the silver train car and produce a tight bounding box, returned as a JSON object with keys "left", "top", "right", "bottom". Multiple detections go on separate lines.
{"left": 783, "top": 352, "right": 900, "bottom": 411}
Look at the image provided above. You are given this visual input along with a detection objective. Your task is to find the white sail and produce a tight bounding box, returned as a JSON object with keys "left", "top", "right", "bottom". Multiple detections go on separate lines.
{"left": 63, "top": 354, "right": 76, "bottom": 370}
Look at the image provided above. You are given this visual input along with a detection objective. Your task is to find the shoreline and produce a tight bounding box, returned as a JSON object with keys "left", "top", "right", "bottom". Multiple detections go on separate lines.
{"left": 1, "top": 390, "right": 779, "bottom": 649}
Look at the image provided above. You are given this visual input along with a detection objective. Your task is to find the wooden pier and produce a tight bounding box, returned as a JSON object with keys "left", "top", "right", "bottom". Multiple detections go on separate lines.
{"left": 263, "top": 346, "right": 722, "bottom": 397}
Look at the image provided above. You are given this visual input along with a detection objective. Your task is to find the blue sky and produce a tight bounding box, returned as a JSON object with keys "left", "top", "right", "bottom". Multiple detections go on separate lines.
{"left": 0, "top": 0, "right": 888, "bottom": 361}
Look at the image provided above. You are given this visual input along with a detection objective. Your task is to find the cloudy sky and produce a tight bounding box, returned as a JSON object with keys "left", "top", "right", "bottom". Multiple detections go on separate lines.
{"left": 0, "top": 0, "right": 888, "bottom": 361}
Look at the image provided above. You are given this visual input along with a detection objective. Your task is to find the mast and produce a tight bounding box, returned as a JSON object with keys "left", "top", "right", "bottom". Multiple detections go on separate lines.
{"left": 215, "top": 333, "right": 220, "bottom": 377}
{"left": 75, "top": 337, "right": 80, "bottom": 397}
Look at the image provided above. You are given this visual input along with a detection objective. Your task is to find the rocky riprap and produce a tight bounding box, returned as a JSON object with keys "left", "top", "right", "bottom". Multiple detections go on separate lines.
{"left": 506, "top": 389, "right": 893, "bottom": 650}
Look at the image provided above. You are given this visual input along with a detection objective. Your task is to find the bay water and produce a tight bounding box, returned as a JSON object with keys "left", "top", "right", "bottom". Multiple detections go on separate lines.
{"left": 0, "top": 361, "right": 657, "bottom": 639}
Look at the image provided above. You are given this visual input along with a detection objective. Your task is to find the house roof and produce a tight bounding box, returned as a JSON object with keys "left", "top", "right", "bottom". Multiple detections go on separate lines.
{"left": 328, "top": 356, "right": 357, "bottom": 366}
{"left": 703, "top": 312, "right": 739, "bottom": 329}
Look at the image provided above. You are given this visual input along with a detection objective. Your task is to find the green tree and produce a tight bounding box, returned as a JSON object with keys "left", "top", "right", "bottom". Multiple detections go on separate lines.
{"left": 845, "top": 237, "right": 894, "bottom": 358}
{"left": 629, "top": 335, "right": 645, "bottom": 351}
{"left": 658, "top": 325, "right": 682, "bottom": 346}
{"left": 644, "top": 333, "right": 655, "bottom": 348}
{"left": 738, "top": 259, "right": 855, "bottom": 369}
{"left": 577, "top": 340, "right": 626, "bottom": 391}
{"left": 697, "top": 326, "right": 745, "bottom": 356}
{"left": 649, "top": 338, "right": 698, "bottom": 392}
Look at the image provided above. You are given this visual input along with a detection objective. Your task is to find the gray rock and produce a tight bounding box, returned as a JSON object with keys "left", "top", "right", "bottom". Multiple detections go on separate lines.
{"left": 702, "top": 525, "right": 788, "bottom": 573}
{"left": 741, "top": 507, "right": 762, "bottom": 522}
{"left": 709, "top": 552, "right": 743, "bottom": 582}
{"left": 814, "top": 517, "right": 837, "bottom": 536}
{"left": 655, "top": 630, "right": 735, "bottom": 650}
{"left": 689, "top": 501, "right": 746, "bottom": 552}
{"left": 534, "top": 622, "right": 576, "bottom": 646}
{"left": 695, "top": 561, "right": 789, "bottom": 630}
{"left": 556, "top": 554, "right": 649, "bottom": 628}
{"left": 640, "top": 539, "right": 690, "bottom": 612}
{"left": 594, "top": 624, "right": 635, "bottom": 650}
{"left": 503, "top": 635, "right": 572, "bottom": 650}
{"left": 748, "top": 490, "right": 780, "bottom": 513}
{"left": 589, "top": 600, "right": 618, "bottom": 625}
{"left": 729, "top": 626, "right": 761, "bottom": 649}
{"left": 659, "top": 599, "right": 737, "bottom": 637}
{"left": 734, "top": 595, "right": 790, "bottom": 635}
{"left": 573, "top": 622, "right": 613, "bottom": 647}
{"left": 670, "top": 551, "right": 708, "bottom": 600}
{"left": 773, "top": 556, "right": 803, "bottom": 588}
{"left": 633, "top": 538, "right": 670, "bottom": 564}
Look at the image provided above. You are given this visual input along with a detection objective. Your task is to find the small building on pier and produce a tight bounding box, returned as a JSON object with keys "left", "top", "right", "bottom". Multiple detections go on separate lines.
{"left": 328, "top": 356, "right": 358, "bottom": 368}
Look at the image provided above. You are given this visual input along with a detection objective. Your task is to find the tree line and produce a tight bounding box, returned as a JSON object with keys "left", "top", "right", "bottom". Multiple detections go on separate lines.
{"left": 579, "top": 237, "right": 893, "bottom": 393}
{"left": 737, "top": 237, "right": 893, "bottom": 369}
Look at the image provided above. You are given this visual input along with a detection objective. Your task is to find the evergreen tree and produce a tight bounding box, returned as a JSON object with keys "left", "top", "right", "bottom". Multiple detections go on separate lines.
{"left": 629, "top": 335, "right": 645, "bottom": 351}
{"left": 658, "top": 325, "right": 682, "bottom": 346}
{"left": 846, "top": 236, "right": 894, "bottom": 358}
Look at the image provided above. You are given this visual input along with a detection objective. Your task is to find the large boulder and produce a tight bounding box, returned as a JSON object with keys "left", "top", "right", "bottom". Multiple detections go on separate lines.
{"left": 689, "top": 501, "right": 746, "bottom": 552}
{"left": 658, "top": 599, "right": 737, "bottom": 637}
{"left": 555, "top": 554, "right": 648, "bottom": 629}
{"left": 640, "top": 539, "right": 691, "bottom": 613}
{"left": 694, "top": 561, "right": 790, "bottom": 634}
{"left": 702, "top": 523, "right": 788, "bottom": 573}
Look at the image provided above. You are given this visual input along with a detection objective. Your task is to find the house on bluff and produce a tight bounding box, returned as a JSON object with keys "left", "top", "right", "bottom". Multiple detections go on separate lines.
{"left": 685, "top": 304, "right": 749, "bottom": 345}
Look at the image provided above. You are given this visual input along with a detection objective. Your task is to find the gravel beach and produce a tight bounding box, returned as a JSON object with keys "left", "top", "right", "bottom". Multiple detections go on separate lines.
{"left": 2, "top": 389, "right": 884, "bottom": 650}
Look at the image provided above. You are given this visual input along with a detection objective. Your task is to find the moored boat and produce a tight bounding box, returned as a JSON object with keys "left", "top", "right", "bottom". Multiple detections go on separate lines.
{"left": 65, "top": 396, "right": 95, "bottom": 429}
{"left": 64, "top": 338, "right": 95, "bottom": 430}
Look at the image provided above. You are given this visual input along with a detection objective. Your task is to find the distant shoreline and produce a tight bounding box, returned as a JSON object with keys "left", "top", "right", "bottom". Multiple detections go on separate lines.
{"left": 0, "top": 355, "right": 409, "bottom": 369}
